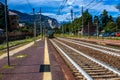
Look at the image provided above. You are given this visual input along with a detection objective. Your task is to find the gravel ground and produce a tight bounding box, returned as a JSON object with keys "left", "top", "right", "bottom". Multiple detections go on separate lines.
{"left": 57, "top": 39, "right": 120, "bottom": 70}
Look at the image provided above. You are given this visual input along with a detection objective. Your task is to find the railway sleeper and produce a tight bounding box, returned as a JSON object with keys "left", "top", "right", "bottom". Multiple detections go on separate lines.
{"left": 83, "top": 67, "right": 105, "bottom": 70}
{"left": 75, "top": 76, "right": 86, "bottom": 80}
{"left": 88, "top": 71, "right": 112, "bottom": 75}
{"left": 80, "top": 65, "right": 102, "bottom": 68}
{"left": 105, "top": 78, "right": 120, "bottom": 80}
{"left": 92, "top": 74, "right": 118, "bottom": 78}
{"left": 85, "top": 69, "right": 108, "bottom": 72}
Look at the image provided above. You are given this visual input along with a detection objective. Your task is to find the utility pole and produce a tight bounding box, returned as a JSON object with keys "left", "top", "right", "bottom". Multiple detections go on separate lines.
{"left": 81, "top": 6, "right": 84, "bottom": 36}
{"left": 39, "top": 7, "right": 43, "bottom": 39}
{"left": 5, "top": 0, "right": 10, "bottom": 66}
{"left": 66, "top": 17, "right": 70, "bottom": 36}
{"left": 77, "top": 24, "right": 79, "bottom": 38}
{"left": 97, "top": 21, "right": 99, "bottom": 39}
{"left": 62, "top": 23, "right": 64, "bottom": 37}
{"left": 88, "top": 22, "right": 90, "bottom": 38}
{"left": 71, "top": 9, "right": 74, "bottom": 35}
{"left": 33, "top": 8, "right": 36, "bottom": 44}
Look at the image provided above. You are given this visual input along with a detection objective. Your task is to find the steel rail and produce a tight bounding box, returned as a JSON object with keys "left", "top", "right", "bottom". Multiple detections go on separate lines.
{"left": 60, "top": 38, "right": 120, "bottom": 52}
{"left": 50, "top": 39, "right": 93, "bottom": 80}
{"left": 58, "top": 38, "right": 120, "bottom": 57}
{"left": 54, "top": 39, "right": 120, "bottom": 76}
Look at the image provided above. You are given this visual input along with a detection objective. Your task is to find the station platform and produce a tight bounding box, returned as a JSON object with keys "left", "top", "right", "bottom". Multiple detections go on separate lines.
{"left": 0, "top": 38, "right": 75, "bottom": 80}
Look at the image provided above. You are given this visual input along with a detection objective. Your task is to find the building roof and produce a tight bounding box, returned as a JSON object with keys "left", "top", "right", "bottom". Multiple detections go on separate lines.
{"left": 9, "top": 11, "right": 18, "bottom": 16}
{"left": 0, "top": 28, "right": 3, "bottom": 31}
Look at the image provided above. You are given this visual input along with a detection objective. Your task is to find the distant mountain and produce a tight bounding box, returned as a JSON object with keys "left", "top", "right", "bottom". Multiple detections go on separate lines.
{"left": 10, "top": 10, "right": 59, "bottom": 29}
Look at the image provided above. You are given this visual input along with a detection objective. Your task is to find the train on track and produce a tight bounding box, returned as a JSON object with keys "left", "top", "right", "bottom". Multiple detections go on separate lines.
{"left": 46, "top": 30, "right": 54, "bottom": 38}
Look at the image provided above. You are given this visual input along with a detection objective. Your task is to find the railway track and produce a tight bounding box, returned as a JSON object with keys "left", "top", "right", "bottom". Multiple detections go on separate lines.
{"left": 64, "top": 38, "right": 120, "bottom": 53}
{"left": 58, "top": 38, "right": 120, "bottom": 57}
{"left": 57, "top": 38, "right": 120, "bottom": 70}
{"left": 50, "top": 39, "right": 120, "bottom": 80}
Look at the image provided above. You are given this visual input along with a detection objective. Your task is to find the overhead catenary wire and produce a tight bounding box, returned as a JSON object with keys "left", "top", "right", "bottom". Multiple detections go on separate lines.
{"left": 57, "top": 0, "right": 68, "bottom": 15}
{"left": 88, "top": 0, "right": 103, "bottom": 10}
{"left": 83, "top": 0, "right": 103, "bottom": 12}
{"left": 26, "top": 0, "right": 33, "bottom": 9}
{"left": 56, "top": 0, "right": 65, "bottom": 20}
{"left": 81, "top": 0, "right": 103, "bottom": 17}
{"left": 56, "top": 0, "right": 68, "bottom": 21}
{"left": 85, "top": 0, "right": 96, "bottom": 9}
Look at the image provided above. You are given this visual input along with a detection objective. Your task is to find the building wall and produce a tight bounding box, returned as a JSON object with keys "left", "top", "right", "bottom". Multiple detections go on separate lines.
{"left": 0, "top": 2, "right": 5, "bottom": 30}
{"left": 83, "top": 25, "right": 97, "bottom": 36}
{"left": 9, "top": 15, "right": 19, "bottom": 31}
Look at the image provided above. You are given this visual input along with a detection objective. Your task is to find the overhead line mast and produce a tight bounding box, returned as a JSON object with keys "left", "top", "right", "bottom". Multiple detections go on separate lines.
{"left": 5, "top": 0, "right": 10, "bottom": 66}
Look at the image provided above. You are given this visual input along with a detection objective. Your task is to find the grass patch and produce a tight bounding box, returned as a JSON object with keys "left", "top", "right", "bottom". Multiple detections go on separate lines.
{"left": 0, "top": 36, "right": 41, "bottom": 50}
{"left": 16, "top": 54, "right": 27, "bottom": 59}
{"left": 0, "top": 35, "right": 41, "bottom": 50}
{"left": 0, "top": 36, "right": 40, "bottom": 56}
{"left": 0, "top": 52, "right": 4, "bottom": 56}
{"left": 2, "top": 65, "right": 14, "bottom": 69}
{"left": 0, "top": 74, "right": 3, "bottom": 79}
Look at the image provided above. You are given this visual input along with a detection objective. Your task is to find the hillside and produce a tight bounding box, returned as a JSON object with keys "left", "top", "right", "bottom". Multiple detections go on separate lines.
{"left": 10, "top": 10, "right": 59, "bottom": 29}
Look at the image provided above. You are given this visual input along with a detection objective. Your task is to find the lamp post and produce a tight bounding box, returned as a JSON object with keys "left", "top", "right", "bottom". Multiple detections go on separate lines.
{"left": 5, "top": 0, "right": 10, "bottom": 66}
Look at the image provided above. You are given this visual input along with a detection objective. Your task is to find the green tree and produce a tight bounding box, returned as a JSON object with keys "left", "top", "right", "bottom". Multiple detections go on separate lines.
{"left": 20, "top": 27, "right": 29, "bottom": 32}
{"left": 100, "top": 9, "right": 109, "bottom": 28}
{"left": 109, "top": 15, "right": 113, "bottom": 22}
{"left": 93, "top": 16, "right": 99, "bottom": 24}
{"left": 0, "top": 2, "right": 5, "bottom": 30}
{"left": 104, "top": 21, "right": 116, "bottom": 33}
{"left": 116, "top": 16, "right": 120, "bottom": 32}
{"left": 83, "top": 9, "right": 92, "bottom": 25}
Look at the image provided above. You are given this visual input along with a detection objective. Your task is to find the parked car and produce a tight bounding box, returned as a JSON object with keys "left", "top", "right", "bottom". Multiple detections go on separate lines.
{"left": 103, "top": 33, "right": 110, "bottom": 37}
{"left": 110, "top": 32, "right": 116, "bottom": 37}
{"left": 116, "top": 32, "right": 120, "bottom": 37}
{"left": 0, "top": 29, "right": 3, "bottom": 36}
{"left": 99, "top": 34, "right": 103, "bottom": 37}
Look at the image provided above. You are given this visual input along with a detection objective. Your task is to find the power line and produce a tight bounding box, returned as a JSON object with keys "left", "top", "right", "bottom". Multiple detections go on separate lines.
{"left": 57, "top": 0, "right": 67, "bottom": 15}
{"left": 26, "top": 0, "right": 33, "bottom": 9}
{"left": 94, "top": 6, "right": 103, "bottom": 16}
{"left": 56, "top": 0, "right": 68, "bottom": 20}
{"left": 88, "top": 0, "right": 103, "bottom": 9}
{"left": 85, "top": 0, "right": 96, "bottom": 8}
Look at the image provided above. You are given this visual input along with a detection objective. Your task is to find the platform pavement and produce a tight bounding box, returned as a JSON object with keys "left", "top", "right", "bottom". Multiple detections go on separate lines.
{"left": 0, "top": 38, "right": 75, "bottom": 80}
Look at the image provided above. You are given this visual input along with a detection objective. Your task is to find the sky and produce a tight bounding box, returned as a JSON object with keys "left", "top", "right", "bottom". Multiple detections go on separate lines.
{"left": 0, "top": 0, "right": 120, "bottom": 22}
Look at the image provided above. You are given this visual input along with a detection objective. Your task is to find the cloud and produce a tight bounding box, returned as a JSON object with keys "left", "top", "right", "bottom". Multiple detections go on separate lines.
{"left": 42, "top": 12, "right": 70, "bottom": 22}
{"left": 5, "top": 0, "right": 120, "bottom": 22}
{"left": 91, "top": 3, "right": 119, "bottom": 12}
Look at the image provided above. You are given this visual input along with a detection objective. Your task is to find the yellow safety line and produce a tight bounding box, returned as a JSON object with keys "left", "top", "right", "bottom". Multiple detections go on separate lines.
{"left": 43, "top": 38, "right": 52, "bottom": 80}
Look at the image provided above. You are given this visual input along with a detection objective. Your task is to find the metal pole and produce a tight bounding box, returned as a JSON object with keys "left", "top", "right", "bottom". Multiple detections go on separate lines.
{"left": 40, "top": 7, "right": 43, "bottom": 39}
{"left": 97, "top": 21, "right": 99, "bottom": 39}
{"left": 5, "top": 0, "right": 10, "bottom": 66}
{"left": 62, "top": 25, "right": 64, "bottom": 37}
{"left": 81, "top": 6, "right": 84, "bottom": 36}
{"left": 69, "top": 20, "right": 70, "bottom": 36}
{"left": 78, "top": 24, "right": 79, "bottom": 37}
{"left": 33, "top": 8, "right": 36, "bottom": 44}
{"left": 88, "top": 22, "right": 90, "bottom": 38}
{"left": 71, "top": 9, "right": 74, "bottom": 34}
